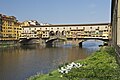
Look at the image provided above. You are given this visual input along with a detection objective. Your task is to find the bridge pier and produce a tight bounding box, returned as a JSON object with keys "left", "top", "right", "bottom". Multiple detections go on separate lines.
{"left": 46, "top": 42, "right": 53, "bottom": 47}
{"left": 79, "top": 42, "right": 82, "bottom": 47}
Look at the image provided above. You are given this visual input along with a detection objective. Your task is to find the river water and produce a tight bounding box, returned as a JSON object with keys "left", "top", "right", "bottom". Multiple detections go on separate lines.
{"left": 0, "top": 40, "right": 103, "bottom": 80}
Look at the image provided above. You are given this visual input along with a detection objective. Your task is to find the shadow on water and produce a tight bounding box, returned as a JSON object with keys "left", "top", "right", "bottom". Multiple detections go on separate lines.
{"left": 20, "top": 44, "right": 45, "bottom": 50}
{"left": 20, "top": 44, "right": 38, "bottom": 50}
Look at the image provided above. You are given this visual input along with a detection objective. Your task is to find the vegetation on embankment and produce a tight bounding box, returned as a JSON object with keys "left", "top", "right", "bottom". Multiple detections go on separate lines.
{"left": 0, "top": 44, "right": 18, "bottom": 48}
{"left": 28, "top": 47, "right": 120, "bottom": 80}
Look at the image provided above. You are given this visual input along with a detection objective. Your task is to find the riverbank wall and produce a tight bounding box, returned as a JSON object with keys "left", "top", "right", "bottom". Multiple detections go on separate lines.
{"left": 0, "top": 40, "right": 19, "bottom": 47}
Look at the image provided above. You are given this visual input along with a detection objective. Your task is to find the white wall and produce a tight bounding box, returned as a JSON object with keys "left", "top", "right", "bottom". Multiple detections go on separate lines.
{"left": 117, "top": 0, "right": 120, "bottom": 45}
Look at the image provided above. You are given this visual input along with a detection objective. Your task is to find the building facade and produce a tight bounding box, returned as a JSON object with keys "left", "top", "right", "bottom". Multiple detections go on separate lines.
{"left": 0, "top": 14, "right": 21, "bottom": 41}
{"left": 0, "top": 14, "right": 2, "bottom": 39}
{"left": 20, "top": 23, "right": 111, "bottom": 40}
{"left": 111, "top": 0, "right": 120, "bottom": 60}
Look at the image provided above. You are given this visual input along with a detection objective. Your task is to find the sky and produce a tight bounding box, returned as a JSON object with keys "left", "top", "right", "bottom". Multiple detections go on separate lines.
{"left": 0, "top": 0, "right": 111, "bottom": 24}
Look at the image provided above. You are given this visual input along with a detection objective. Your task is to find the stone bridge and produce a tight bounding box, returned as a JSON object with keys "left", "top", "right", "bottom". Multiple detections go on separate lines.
{"left": 45, "top": 36, "right": 67, "bottom": 47}
{"left": 45, "top": 36, "right": 109, "bottom": 47}
{"left": 19, "top": 35, "right": 109, "bottom": 47}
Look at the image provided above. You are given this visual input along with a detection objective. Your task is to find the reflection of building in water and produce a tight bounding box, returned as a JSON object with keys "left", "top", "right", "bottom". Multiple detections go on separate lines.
{"left": 20, "top": 23, "right": 111, "bottom": 40}
{"left": 67, "top": 48, "right": 88, "bottom": 62}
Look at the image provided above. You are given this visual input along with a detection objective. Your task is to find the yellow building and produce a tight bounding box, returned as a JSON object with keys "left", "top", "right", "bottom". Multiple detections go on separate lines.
{"left": 0, "top": 14, "right": 2, "bottom": 40}
{"left": 1, "top": 14, "right": 21, "bottom": 41}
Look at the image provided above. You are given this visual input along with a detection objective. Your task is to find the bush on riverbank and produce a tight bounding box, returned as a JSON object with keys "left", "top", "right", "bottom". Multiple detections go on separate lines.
{"left": 63, "top": 47, "right": 120, "bottom": 80}
{"left": 28, "top": 47, "right": 120, "bottom": 80}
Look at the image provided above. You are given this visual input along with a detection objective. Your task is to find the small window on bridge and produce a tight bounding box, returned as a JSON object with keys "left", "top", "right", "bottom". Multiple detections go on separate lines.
{"left": 104, "top": 30, "right": 107, "bottom": 32}
{"left": 43, "top": 31, "right": 45, "bottom": 33}
{"left": 83, "top": 27, "right": 85, "bottom": 30}
{"left": 67, "top": 31, "right": 70, "bottom": 34}
{"left": 105, "top": 26, "right": 107, "bottom": 28}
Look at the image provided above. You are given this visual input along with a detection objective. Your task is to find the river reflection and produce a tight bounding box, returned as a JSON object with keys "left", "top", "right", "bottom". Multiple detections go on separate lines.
{"left": 0, "top": 40, "right": 103, "bottom": 80}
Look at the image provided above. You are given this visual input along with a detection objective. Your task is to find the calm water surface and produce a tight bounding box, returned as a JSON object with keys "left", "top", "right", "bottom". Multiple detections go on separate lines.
{"left": 0, "top": 40, "right": 103, "bottom": 80}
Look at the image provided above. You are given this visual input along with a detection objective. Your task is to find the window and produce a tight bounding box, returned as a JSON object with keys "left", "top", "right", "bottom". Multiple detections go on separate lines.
{"left": 104, "top": 30, "right": 107, "bottom": 32}
{"left": 67, "top": 31, "right": 70, "bottom": 34}
{"left": 8, "top": 22, "right": 12, "bottom": 26}
{"left": 83, "top": 27, "right": 85, "bottom": 30}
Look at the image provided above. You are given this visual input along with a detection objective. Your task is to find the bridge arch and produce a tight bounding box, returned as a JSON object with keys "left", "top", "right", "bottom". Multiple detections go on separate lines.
{"left": 62, "top": 30, "right": 66, "bottom": 36}
{"left": 49, "top": 31, "right": 55, "bottom": 36}
{"left": 46, "top": 37, "right": 67, "bottom": 47}
{"left": 78, "top": 39, "right": 108, "bottom": 47}
{"left": 56, "top": 30, "right": 61, "bottom": 36}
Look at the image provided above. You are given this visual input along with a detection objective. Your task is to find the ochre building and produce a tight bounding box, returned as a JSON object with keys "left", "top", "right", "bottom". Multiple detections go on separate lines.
{"left": 0, "top": 14, "right": 21, "bottom": 41}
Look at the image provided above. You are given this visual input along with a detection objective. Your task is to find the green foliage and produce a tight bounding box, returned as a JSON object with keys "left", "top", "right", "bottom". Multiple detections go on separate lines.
{"left": 58, "top": 62, "right": 69, "bottom": 69}
{"left": 49, "top": 73, "right": 53, "bottom": 76}
{"left": 64, "top": 47, "right": 120, "bottom": 80}
{"left": 104, "top": 46, "right": 115, "bottom": 56}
